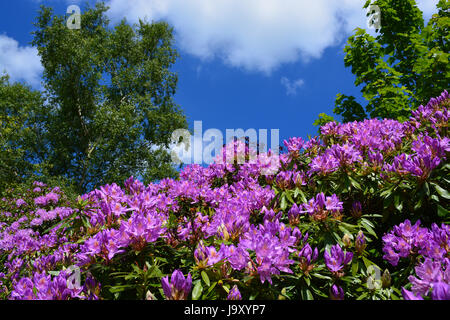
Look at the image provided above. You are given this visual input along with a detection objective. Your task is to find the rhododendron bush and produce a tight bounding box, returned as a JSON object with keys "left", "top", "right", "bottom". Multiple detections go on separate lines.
{"left": 1, "top": 91, "right": 449, "bottom": 300}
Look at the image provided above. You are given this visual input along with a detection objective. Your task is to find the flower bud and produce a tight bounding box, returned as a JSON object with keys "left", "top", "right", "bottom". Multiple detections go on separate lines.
{"left": 292, "top": 227, "right": 302, "bottom": 244}
{"left": 276, "top": 171, "right": 292, "bottom": 190}
{"left": 161, "top": 270, "right": 192, "bottom": 300}
{"left": 303, "top": 232, "right": 309, "bottom": 243}
{"left": 288, "top": 203, "right": 301, "bottom": 225}
{"left": 381, "top": 269, "right": 391, "bottom": 288}
{"left": 355, "top": 231, "right": 367, "bottom": 255}
{"left": 194, "top": 241, "right": 208, "bottom": 268}
{"left": 293, "top": 171, "right": 305, "bottom": 188}
{"left": 227, "top": 285, "right": 242, "bottom": 300}
{"left": 330, "top": 284, "right": 344, "bottom": 300}
{"left": 265, "top": 175, "right": 274, "bottom": 185}
{"left": 342, "top": 234, "right": 352, "bottom": 248}
{"left": 217, "top": 224, "right": 230, "bottom": 241}
{"left": 350, "top": 201, "right": 362, "bottom": 218}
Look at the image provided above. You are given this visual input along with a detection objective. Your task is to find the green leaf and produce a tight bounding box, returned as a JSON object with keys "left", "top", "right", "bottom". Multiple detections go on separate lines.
{"left": 357, "top": 292, "right": 368, "bottom": 300}
{"left": 437, "top": 204, "right": 449, "bottom": 218}
{"left": 380, "top": 187, "right": 394, "bottom": 198}
{"left": 192, "top": 281, "right": 203, "bottom": 300}
{"left": 206, "top": 282, "right": 217, "bottom": 295}
{"left": 296, "top": 188, "right": 308, "bottom": 203}
{"left": 280, "top": 194, "right": 287, "bottom": 211}
{"left": 305, "top": 289, "right": 314, "bottom": 300}
{"left": 362, "top": 257, "right": 377, "bottom": 269}
{"left": 412, "top": 194, "right": 423, "bottom": 210}
{"left": 349, "top": 176, "right": 361, "bottom": 190}
{"left": 360, "top": 218, "right": 377, "bottom": 238}
{"left": 285, "top": 190, "right": 294, "bottom": 203}
{"left": 431, "top": 194, "right": 439, "bottom": 202}
{"left": 201, "top": 271, "right": 210, "bottom": 287}
{"left": 394, "top": 195, "right": 403, "bottom": 212}
{"left": 432, "top": 183, "right": 450, "bottom": 200}
{"left": 301, "top": 287, "right": 314, "bottom": 300}
{"left": 310, "top": 286, "right": 328, "bottom": 298}
{"left": 304, "top": 276, "right": 310, "bottom": 286}
{"left": 391, "top": 292, "right": 399, "bottom": 300}
{"left": 423, "top": 182, "right": 430, "bottom": 197}
{"left": 108, "top": 285, "right": 133, "bottom": 293}
{"left": 148, "top": 264, "right": 163, "bottom": 278}
{"left": 311, "top": 273, "right": 331, "bottom": 281}
{"left": 249, "top": 292, "right": 258, "bottom": 300}
{"left": 383, "top": 194, "right": 393, "bottom": 211}
{"left": 338, "top": 225, "right": 353, "bottom": 238}
{"left": 352, "top": 260, "right": 359, "bottom": 276}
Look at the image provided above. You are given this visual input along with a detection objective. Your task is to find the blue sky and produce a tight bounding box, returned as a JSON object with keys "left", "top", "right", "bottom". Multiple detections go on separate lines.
{"left": 0, "top": 0, "right": 439, "bottom": 164}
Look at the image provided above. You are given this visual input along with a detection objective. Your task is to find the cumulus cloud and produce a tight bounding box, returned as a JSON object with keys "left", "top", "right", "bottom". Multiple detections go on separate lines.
{"left": 0, "top": 34, "right": 43, "bottom": 87}
{"left": 106, "top": 0, "right": 440, "bottom": 73}
{"left": 281, "top": 77, "right": 305, "bottom": 96}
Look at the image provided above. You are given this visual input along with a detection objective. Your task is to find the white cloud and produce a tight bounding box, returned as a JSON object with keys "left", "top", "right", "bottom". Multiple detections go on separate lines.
{"left": 106, "top": 0, "right": 439, "bottom": 74}
{"left": 281, "top": 77, "right": 304, "bottom": 96}
{"left": 0, "top": 34, "right": 43, "bottom": 87}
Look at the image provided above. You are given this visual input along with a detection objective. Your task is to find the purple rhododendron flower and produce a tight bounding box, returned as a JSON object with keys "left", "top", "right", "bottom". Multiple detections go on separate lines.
{"left": 409, "top": 258, "right": 444, "bottom": 297}
{"left": 0, "top": 91, "right": 448, "bottom": 301}
{"left": 383, "top": 219, "right": 450, "bottom": 300}
{"left": 302, "top": 193, "right": 343, "bottom": 221}
{"left": 288, "top": 203, "right": 301, "bottom": 225}
{"left": 161, "top": 270, "right": 192, "bottom": 300}
{"left": 402, "top": 288, "right": 424, "bottom": 300}
{"left": 298, "top": 243, "right": 318, "bottom": 274}
{"left": 431, "top": 282, "right": 450, "bottom": 300}
{"left": 283, "top": 137, "right": 304, "bottom": 154}
{"left": 324, "top": 244, "right": 353, "bottom": 274}
{"left": 15, "top": 199, "right": 26, "bottom": 207}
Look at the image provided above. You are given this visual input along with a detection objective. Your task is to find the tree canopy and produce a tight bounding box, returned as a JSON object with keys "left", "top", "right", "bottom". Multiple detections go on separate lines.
{"left": 0, "top": 75, "right": 46, "bottom": 192}
{"left": 327, "top": 0, "right": 449, "bottom": 123}
{"left": 27, "top": 2, "right": 187, "bottom": 192}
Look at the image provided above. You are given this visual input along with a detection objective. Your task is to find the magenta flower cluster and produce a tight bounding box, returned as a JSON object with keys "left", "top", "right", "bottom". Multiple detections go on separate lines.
{"left": 0, "top": 91, "right": 448, "bottom": 300}
{"left": 301, "top": 193, "right": 344, "bottom": 221}
{"left": 383, "top": 220, "right": 449, "bottom": 300}
{"left": 305, "top": 90, "right": 449, "bottom": 180}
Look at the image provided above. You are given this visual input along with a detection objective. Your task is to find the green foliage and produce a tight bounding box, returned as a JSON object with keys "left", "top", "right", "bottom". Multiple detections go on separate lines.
{"left": 313, "top": 113, "right": 336, "bottom": 129}
{"left": 329, "top": 0, "right": 449, "bottom": 123}
{"left": 0, "top": 75, "right": 47, "bottom": 193}
{"left": 30, "top": 2, "right": 187, "bottom": 192}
